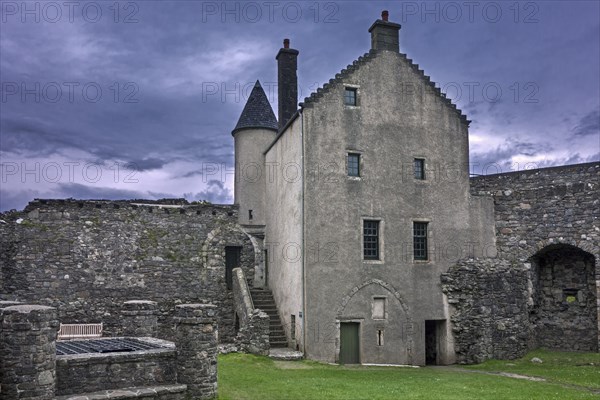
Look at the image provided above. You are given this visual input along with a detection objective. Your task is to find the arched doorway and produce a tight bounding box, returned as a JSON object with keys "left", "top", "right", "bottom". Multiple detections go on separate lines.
{"left": 529, "top": 244, "right": 597, "bottom": 351}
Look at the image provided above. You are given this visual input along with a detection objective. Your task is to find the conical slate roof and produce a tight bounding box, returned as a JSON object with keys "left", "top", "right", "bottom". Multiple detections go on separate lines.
{"left": 232, "top": 80, "right": 278, "bottom": 135}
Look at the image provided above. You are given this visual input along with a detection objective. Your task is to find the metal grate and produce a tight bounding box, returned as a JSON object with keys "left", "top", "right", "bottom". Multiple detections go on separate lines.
{"left": 56, "top": 338, "right": 165, "bottom": 355}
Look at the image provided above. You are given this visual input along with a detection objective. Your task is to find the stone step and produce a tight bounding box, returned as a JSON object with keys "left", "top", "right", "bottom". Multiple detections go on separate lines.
{"left": 250, "top": 289, "right": 288, "bottom": 349}
{"left": 56, "top": 384, "right": 188, "bottom": 399}
{"left": 269, "top": 348, "right": 304, "bottom": 361}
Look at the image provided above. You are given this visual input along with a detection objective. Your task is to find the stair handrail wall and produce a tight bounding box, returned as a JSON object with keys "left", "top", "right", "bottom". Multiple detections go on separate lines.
{"left": 232, "top": 267, "right": 254, "bottom": 321}
{"left": 232, "top": 267, "right": 270, "bottom": 355}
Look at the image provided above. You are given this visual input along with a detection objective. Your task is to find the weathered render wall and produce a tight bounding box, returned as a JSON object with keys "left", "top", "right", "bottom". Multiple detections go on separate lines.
{"left": 300, "top": 48, "right": 496, "bottom": 365}
{"left": 0, "top": 199, "right": 257, "bottom": 341}
{"left": 264, "top": 116, "right": 304, "bottom": 350}
{"left": 234, "top": 127, "right": 277, "bottom": 226}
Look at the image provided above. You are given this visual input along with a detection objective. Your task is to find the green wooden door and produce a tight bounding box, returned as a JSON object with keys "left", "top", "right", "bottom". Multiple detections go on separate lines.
{"left": 340, "top": 322, "right": 360, "bottom": 364}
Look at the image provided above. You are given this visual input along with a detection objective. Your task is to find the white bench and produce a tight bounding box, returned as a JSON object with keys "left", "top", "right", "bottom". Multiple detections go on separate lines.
{"left": 58, "top": 323, "right": 103, "bottom": 340}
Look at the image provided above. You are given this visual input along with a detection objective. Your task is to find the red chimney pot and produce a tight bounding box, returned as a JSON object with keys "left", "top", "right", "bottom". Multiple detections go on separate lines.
{"left": 283, "top": 38, "right": 290, "bottom": 49}
{"left": 382, "top": 10, "right": 389, "bottom": 21}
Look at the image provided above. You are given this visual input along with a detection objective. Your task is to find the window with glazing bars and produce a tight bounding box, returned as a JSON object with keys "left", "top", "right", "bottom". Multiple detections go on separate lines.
{"left": 414, "top": 158, "right": 425, "bottom": 180}
{"left": 363, "top": 220, "right": 379, "bottom": 260}
{"left": 344, "top": 88, "right": 357, "bottom": 106}
{"left": 348, "top": 153, "right": 360, "bottom": 177}
{"left": 413, "top": 222, "right": 428, "bottom": 260}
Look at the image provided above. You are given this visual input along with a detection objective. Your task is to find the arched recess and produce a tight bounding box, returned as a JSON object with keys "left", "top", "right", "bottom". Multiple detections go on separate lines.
{"left": 528, "top": 244, "right": 598, "bottom": 351}
{"left": 200, "top": 224, "right": 258, "bottom": 341}
{"left": 335, "top": 279, "right": 414, "bottom": 364}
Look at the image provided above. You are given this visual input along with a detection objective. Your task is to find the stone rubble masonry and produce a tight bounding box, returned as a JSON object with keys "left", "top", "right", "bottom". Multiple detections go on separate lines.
{"left": 0, "top": 304, "right": 58, "bottom": 399}
{"left": 174, "top": 304, "right": 218, "bottom": 400}
{"left": 122, "top": 300, "right": 159, "bottom": 337}
{"left": 232, "top": 267, "right": 270, "bottom": 355}
{"left": 0, "top": 199, "right": 257, "bottom": 342}
{"left": 470, "top": 162, "right": 599, "bottom": 351}
{"left": 55, "top": 337, "right": 177, "bottom": 396}
{"left": 55, "top": 384, "right": 188, "bottom": 400}
{"left": 441, "top": 162, "right": 600, "bottom": 364}
{"left": 442, "top": 259, "right": 531, "bottom": 364}
{"left": 470, "top": 162, "right": 599, "bottom": 264}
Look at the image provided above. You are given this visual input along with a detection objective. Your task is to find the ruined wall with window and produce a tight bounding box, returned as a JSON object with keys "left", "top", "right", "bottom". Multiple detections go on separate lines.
{"left": 445, "top": 162, "right": 599, "bottom": 363}
{"left": 0, "top": 199, "right": 258, "bottom": 341}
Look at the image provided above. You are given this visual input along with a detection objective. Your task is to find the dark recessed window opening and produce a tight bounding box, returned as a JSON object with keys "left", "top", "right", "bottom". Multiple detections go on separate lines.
{"left": 363, "top": 220, "right": 380, "bottom": 260}
{"left": 414, "top": 158, "right": 425, "bottom": 180}
{"left": 347, "top": 153, "right": 360, "bottom": 177}
{"left": 344, "top": 87, "right": 357, "bottom": 106}
{"left": 413, "top": 222, "right": 428, "bottom": 260}
{"left": 248, "top": 210, "right": 253, "bottom": 220}
{"left": 377, "top": 329, "right": 384, "bottom": 346}
{"left": 563, "top": 288, "right": 578, "bottom": 304}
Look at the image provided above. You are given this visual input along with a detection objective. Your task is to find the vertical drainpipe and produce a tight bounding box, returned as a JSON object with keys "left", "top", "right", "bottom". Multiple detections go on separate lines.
{"left": 300, "top": 107, "right": 306, "bottom": 356}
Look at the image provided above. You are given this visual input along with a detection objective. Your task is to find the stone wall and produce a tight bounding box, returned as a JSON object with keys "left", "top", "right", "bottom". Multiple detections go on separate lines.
{"left": 56, "top": 338, "right": 177, "bottom": 396}
{"left": 470, "top": 162, "right": 599, "bottom": 263}
{"left": 442, "top": 259, "right": 531, "bottom": 364}
{"left": 1, "top": 304, "right": 58, "bottom": 399}
{"left": 0, "top": 199, "right": 257, "bottom": 341}
{"left": 471, "top": 162, "right": 599, "bottom": 351}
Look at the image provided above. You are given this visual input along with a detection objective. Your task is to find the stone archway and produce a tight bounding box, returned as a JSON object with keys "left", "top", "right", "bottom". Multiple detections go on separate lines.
{"left": 528, "top": 244, "right": 598, "bottom": 351}
{"left": 201, "top": 224, "right": 258, "bottom": 342}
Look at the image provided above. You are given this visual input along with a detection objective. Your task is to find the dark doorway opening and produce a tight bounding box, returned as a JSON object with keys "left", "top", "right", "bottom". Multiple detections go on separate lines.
{"left": 234, "top": 312, "right": 240, "bottom": 334}
{"left": 225, "top": 246, "right": 242, "bottom": 290}
{"left": 264, "top": 249, "right": 269, "bottom": 288}
{"left": 425, "top": 320, "right": 441, "bottom": 365}
{"left": 340, "top": 322, "right": 360, "bottom": 364}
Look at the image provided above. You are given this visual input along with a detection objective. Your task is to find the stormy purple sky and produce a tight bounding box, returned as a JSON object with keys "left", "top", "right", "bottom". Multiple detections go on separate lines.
{"left": 1, "top": 1, "right": 599, "bottom": 211}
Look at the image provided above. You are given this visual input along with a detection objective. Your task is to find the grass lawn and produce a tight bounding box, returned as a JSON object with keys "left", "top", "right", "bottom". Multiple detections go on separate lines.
{"left": 464, "top": 349, "right": 600, "bottom": 389}
{"left": 218, "top": 351, "right": 599, "bottom": 400}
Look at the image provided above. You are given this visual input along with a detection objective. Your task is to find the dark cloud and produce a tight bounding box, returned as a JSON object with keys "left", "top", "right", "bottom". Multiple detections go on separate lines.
{"left": 571, "top": 110, "right": 600, "bottom": 138}
{"left": 181, "top": 169, "right": 203, "bottom": 178}
{"left": 1, "top": 1, "right": 598, "bottom": 210}
{"left": 471, "top": 139, "right": 555, "bottom": 174}
{"left": 127, "top": 158, "right": 168, "bottom": 172}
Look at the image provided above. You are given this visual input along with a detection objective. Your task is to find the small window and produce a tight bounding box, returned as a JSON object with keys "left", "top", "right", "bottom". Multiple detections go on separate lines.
{"left": 377, "top": 329, "right": 384, "bottom": 346}
{"left": 344, "top": 87, "right": 357, "bottom": 106}
{"left": 372, "top": 297, "right": 386, "bottom": 319}
{"left": 414, "top": 158, "right": 425, "bottom": 180}
{"left": 347, "top": 153, "right": 360, "bottom": 177}
{"left": 363, "top": 220, "right": 379, "bottom": 260}
{"left": 413, "top": 222, "right": 428, "bottom": 260}
{"left": 248, "top": 210, "right": 253, "bottom": 220}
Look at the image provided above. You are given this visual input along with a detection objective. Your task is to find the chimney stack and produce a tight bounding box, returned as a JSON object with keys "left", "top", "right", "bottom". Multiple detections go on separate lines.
{"left": 276, "top": 38, "right": 299, "bottom": 130}
{"left": 368, "top": 10, "right": 401, "bottom": 52}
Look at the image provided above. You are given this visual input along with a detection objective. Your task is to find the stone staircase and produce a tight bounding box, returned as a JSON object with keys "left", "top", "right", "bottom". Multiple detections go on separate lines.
{"left": 250, "top": 288, "right": 288, "bottom": 348}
